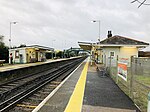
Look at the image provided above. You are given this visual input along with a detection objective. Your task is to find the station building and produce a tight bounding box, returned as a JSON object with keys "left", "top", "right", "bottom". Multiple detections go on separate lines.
{"left": 9, "top": 45, "right": 54, "bottom": 64}
{"left": 78, "top": 32, "right": 149, "bottom": 67}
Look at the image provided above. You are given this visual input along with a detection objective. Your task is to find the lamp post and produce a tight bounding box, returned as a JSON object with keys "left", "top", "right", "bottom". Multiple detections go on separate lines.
{"left": 92, "top": 20, "right": 101, "bottom": 63}
{"left": 9, "top": 22, "right": 18, "bottom": 48}
{"left": 92, "top": 20, "right": 100, "bottom": 43}
{"left": 90, "top": 40, "right": 93, "bottom": 66}
{"left": 51, "top": 40, "right": 55, "bottom": 59}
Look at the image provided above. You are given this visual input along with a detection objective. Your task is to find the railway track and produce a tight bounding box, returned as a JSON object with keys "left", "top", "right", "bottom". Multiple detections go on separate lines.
{"left": 0, "top": 57, "right": 85, "bottom": 112}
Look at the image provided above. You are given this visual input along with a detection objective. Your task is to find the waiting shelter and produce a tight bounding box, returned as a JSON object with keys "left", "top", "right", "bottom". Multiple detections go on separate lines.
{"left": 9, "top": 45, "right": 54, "bottom": 64}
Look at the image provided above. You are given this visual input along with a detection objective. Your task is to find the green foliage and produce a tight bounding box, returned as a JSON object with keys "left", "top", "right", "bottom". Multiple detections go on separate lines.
{"left": 56, "top": 51, "right": 63, "bottom": 58}
{"left": 0, "top": 36, "right": 9, "bottom": 63}
{"left": 135, "top": 75, "right": 150, "bottom": 86}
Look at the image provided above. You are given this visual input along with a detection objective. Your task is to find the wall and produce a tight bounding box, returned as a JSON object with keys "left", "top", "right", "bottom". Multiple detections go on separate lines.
{"left": 119, "top": 47, "right": 138, "bottom": 65}
{"left": 26, "top": 48, "right": 47, "bottom": 62}
{"left": 18, "top": 49, "right": 26, "bottom": 63}
{"left": 26, "top": 48, "right": 36, "bottom": 62}
{"left": 102, "top": 47, "right": 120, "bottom": 66}
{"left": 9, "top": 47, "right": 48, "bottom": 64}
{"left": 37, "top": 50, "right": 46, "bottom": 61}
{"left": 9, "top": 48, "right": 26, "bottom": 64}
{"left": 102, "top": 46, "right": 138, "bottom": 67}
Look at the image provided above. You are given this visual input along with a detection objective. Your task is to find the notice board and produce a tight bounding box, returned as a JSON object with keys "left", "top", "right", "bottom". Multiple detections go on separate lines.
{"left": 118, "top": 58, "right": 128, "bottom": 81}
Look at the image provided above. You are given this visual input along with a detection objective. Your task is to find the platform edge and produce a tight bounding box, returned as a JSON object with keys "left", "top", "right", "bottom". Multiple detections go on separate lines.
{"left": 32, "top": 58, "right": 87, "bottom": 112}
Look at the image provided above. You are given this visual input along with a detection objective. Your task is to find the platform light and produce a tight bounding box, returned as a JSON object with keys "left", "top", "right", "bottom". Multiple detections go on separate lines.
{"left": 9, "top": 21, "right": 18, "bottom": 48}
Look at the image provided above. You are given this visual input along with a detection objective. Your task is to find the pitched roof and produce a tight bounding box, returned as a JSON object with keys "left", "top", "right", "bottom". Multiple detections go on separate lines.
{"left": 100, "top": 35, "right": 149, "bottom": 45}
{"left": 27, "top": 45, "right": 54, "bottom": 51}
{"left": 10, "top": 45, "right": 54, "bottom": 51}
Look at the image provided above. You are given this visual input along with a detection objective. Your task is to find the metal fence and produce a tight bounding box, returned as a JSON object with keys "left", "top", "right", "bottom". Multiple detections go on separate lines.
{"left": 107, "top": 57, "right": 150, "bottom": 112}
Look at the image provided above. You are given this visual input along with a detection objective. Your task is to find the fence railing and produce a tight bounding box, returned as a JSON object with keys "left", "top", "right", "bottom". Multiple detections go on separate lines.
{"left": 107, "top": 57, "right": 150, "bottom": 112}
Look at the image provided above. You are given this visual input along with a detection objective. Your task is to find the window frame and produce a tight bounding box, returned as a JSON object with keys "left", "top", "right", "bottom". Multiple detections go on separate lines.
{"left": 15, "top": 50, "right": 19, "bottom": 58}
{"left": 109, "top": 51, "right": 115, "bottom": 57}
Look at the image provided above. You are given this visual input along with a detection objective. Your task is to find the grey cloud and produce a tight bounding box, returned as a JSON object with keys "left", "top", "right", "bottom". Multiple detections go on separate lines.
{"left": 0, "top": 0, "right": 149, "bottom": 50}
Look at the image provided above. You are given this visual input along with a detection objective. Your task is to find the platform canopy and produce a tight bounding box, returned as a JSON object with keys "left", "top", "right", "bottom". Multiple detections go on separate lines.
{"left": 27, "top": 45, "right": 54, "bottom": 52}
{"left": 78, "top": 35, "right": 149, "bottom": 50}
{"left": 78, "top": 42, "right": 96, "bottom": 50}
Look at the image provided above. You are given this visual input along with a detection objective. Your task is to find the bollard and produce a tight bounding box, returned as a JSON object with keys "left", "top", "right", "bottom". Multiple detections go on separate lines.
{"left": 148, "top": 92, "right": 150, "bottom": 112}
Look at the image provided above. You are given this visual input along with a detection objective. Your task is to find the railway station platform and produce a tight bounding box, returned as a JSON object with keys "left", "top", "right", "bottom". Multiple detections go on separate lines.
{"left": 32, "top": 58, "right": 139, "bottom": 112}
{"left": 0, "top": 58, "right": 77, "bottom": 72}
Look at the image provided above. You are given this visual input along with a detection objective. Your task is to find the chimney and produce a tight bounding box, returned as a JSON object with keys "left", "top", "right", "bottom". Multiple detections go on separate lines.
{"left": 107, "top": 31, "right": 112, "bottom": 38}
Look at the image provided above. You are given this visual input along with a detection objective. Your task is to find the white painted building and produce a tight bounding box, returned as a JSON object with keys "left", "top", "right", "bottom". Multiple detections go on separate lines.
{"left": 9, "top": 45, "right": 54, "bottom": 64}
{"left": 78, "top": 35, "right": 149, "bottom": 67}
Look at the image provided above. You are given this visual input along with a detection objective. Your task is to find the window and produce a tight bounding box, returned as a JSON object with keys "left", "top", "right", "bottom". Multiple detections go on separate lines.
{"left": 15, "top": 50, "right": 19, "bottom": 58}
{"left": 110, "top": 51, "right": 115, "bottom": 57}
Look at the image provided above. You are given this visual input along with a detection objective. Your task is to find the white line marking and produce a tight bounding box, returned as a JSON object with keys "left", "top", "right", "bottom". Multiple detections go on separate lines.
{"left": 32, "top": 58, "right": 87, "bottom": 112}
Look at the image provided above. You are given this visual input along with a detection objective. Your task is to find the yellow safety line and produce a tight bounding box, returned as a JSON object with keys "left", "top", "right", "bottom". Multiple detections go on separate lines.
{"left": 64, "top": 59, "right": 89, "bottom": 112}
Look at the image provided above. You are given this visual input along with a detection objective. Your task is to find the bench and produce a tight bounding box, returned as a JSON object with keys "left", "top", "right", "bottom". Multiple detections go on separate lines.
{"left": 0, "top": 60, "right": 5, "bottom": 66}
{"left": 95, "top": 63, "right": 108, "bottom": 77}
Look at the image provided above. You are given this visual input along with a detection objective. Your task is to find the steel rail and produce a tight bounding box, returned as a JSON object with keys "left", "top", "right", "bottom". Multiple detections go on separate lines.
{"left": 0, "top": 57, "right": 85, "bottom": 112}
{"left": 0, "top": 60, "right": 76, "bottom": 101}
{"left": 0, "top": 60, "right": 67, "bottom": 87}
{"left": 0, "top": 57, "right": 80, "bottom": 87}
{"left": 0, "top": 68, "right": 57, "bottom": 100}
{"left": 0, "top": 59, "right": 80, "bottom": 100}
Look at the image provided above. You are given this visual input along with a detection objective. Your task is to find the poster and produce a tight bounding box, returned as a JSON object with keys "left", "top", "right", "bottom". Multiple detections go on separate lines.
{"left": 118, "top": 58, "right": 128, "bottom": 81}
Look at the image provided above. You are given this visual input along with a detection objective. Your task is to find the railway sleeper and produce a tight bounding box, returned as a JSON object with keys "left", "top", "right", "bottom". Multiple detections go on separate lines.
{"left": 0, "top": 57, "right": 86, "bottom": 111}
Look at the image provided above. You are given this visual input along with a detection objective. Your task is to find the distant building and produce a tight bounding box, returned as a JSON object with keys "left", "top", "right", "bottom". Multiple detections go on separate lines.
{"left": 64, "top": 47, "right": 88, "bottom": 58}
{"left": 138, "top": 51, "right": 150, "bottom": 57}
{"left": 9, "top": 45, "right": 54, "bottom": 64}
{"left": 78, "top": 32, "right": 149, "bottom": 66}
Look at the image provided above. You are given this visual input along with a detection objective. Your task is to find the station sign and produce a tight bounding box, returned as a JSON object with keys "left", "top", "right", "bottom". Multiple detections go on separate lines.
{"left": 118, "top": 58, "right": 128, "bottom": 81}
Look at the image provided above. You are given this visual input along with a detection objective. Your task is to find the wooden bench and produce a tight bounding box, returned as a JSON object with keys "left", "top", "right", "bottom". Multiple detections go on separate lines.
{"left": 0, "top": 60, "right": 5, "bottom": 66}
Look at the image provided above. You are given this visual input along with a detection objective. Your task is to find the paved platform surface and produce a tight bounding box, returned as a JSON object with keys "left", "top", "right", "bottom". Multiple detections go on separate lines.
{"left": 33, "top": 58, "right": 140, "bottom": 112}
{"left": 0, "top": 57, "right": 79, "bottom": 72}
{"left": 0, "top": 60, "right": 55, "bottom": 72}
{"left": 33, "top": 59, "right": 86, "bottom": 112}
{"left": 83, "top": 63, "right": 139, "bottom": 112}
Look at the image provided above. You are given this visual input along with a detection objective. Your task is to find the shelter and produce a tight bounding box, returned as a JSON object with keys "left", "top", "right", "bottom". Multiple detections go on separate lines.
{"left": 78, "top": 35, "right": 149, "bottom": 66}
{"left": 9, "top": 45, "right": 54, "bottom": 64}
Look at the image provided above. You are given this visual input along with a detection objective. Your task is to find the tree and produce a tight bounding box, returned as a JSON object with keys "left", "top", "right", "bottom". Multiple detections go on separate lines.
{"left": 0, "top": 35, "right": 4, "bottom": 42}
{"left": 56, "top": 51, "right": 63, "bottom": 58}
{"left": 0, "top": 35, "right": 9, "bottom": 62}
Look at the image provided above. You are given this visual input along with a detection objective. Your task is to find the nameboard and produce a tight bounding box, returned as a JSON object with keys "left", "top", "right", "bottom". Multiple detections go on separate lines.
{"left": 118, "top": 58, "right": 128, "bottom": 81}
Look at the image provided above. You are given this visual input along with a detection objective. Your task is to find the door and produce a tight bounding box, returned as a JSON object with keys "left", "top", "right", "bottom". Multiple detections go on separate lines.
{"left": 19, "top": 54, "right": 23, "bottom": 64}
{"left": 36, "top": 52, "right": 38, "bottom": 61}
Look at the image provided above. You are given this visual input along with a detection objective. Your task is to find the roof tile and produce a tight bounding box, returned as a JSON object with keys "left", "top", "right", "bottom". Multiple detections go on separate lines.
{"left": 100, "top": 35, "right": 149, "bottom": 45}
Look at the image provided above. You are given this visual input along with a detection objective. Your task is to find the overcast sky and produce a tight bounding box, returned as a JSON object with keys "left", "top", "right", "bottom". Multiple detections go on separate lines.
{"left": 0, "top": 0, "right": 150, "bottom": 50}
